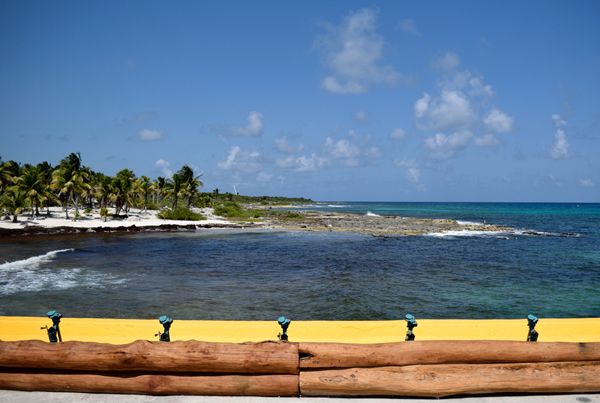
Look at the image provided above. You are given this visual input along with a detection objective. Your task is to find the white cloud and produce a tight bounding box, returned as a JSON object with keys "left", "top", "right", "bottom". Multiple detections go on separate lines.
{"left": 276, "top": 154, "right": 328, "bottom": 172}
{"left": 394, "top": 159, "right": 420, "bottom": 183}
{"left": 257, "top": 172, "right": 274, "bottom": 182}
{"left": 275, "top": 137, "right": 304, "bottom": 154}
{"left": 547, "top": 174, "right": 562, "bottom": 186}
{"left": 474, "top": 133, "right": 499, "bottom": 147}
{"left": 390, "top": 128, "right": 406, "bottom": 140}
{"left": 433, "top": 51, "right": 460, "bottom": 71}
{"left": 414, "top": 93, "right": 430, "bottom": 118}
{"left": 317, "top": 8, "right": 399, "bottom": 94}
{"left": 424, "top": 130, "right": 473, "bottom": 159}
{"left": 354, "top": 111, "right": 368, "bottom": 123}
{"left": 579, "top": 178, "right": 595, "bottom": 188}
{"left": 155, "top": 159, "right": 173, "bottom": 177}
{"left": 484, "top": 109, "right": 514, "bottom": 133}
{"left": 398, "top": 19, "right": 420, "bottom": 36}
{"left": 324, "top": 132, "right": 383, "bottom": 166}
{"left": 551, "top": 114, "right": 568, "bottom": 159}
{"left": 138, "top": 129, "right": 164, "bottom": 141}
{"left": 325, "top": 137, "right": 361, "bottom": 166}
{"left": 415, "top": 52, "right": 514, "bottom": 159}
{"left": 217, "top": 146, "right": 263, "bottom": 172}
{"left": 415, "top": 90, "right": 475, "bottom": 132}
{"left": 364, "top": 146, "right": 382, "bottom": 160}
{"left": 233, "top": 112, "right": 263, "bottom": 137}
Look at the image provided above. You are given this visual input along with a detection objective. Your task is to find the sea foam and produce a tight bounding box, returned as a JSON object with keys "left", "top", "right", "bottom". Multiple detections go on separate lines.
{"left": 0, "top": 248, "right": 126, "bottom": 296}
{"left": 425, "top": 230, "right": 510, "bottom": 239}
{"left": 0, "top": 249, "right": 74, "bottom": 272}
{"left": 366, "top": 211, "right": 382, "bottom": 217}
{"left": 456, "top": 220, "right": 484, "bottom": 226}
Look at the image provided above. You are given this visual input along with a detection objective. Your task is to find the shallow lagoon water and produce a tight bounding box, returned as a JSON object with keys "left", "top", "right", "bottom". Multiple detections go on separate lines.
{"left": 1, "top": 202, "right": 599, "bottom": 320}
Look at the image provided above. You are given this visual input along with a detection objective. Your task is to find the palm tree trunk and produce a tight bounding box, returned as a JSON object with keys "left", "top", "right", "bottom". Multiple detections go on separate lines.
{"left": 72, "top": 193, "right": 79, "bottom": 220}
{"left": 64, "top": 200, "right": 69, "bottom": 219}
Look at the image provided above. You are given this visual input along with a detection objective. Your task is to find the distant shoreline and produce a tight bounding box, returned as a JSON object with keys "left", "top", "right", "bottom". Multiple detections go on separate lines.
{"left": 0, "top": 205, "right": 517, "bottom": 238}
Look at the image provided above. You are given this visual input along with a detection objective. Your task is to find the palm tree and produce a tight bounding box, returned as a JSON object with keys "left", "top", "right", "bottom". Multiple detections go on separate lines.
{"left": 1, "top": 187, "right": 27, "bottom": 222}
{"left": 51, "top": 153, "right": 91, "bottom": 220}
{"left": 36, "top": 162, "right": 54, "bottom": 216}
{"left": 173, "top": 165, "right": 203, "bottom": 208}
{"left": 136, "top": 176, "right": 151, "bottom": 212}
{"left": 165, "top": 173, "right": 183, "bottom": 209}
{"left": 112, "top": 169, "right": 135, "bottom": 215}
{"left": 93, "top": 173, "right": 113, "bottom": 209}
{"left": 0, "top": 160, "right": 19, "bottom": 194}
{"left": 16, "top": 165, "right": 44, "bottom": 217}
{"left": 155, "top": 177, "right": 167, "bottom": 206}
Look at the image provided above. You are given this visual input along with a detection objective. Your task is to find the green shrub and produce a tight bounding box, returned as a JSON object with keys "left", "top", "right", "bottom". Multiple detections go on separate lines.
{"left": 100, "top": 206, "right": 109, "bottom": 222}
{"left": 213, "top": 202, "right": 261, "bottom": 219}
{"left": 157, "top": 207, "right": 205, "bottom": 221}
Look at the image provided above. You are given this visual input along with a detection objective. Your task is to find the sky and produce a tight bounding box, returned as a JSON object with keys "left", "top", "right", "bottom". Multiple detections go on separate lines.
{"left": 1, "top": 0, "right": 599, "bottom": 202}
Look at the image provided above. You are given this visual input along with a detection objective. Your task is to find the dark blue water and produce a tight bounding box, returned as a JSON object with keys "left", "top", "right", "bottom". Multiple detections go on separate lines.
{"left": 1, "top": 202, "right": 599, "bottom": 319}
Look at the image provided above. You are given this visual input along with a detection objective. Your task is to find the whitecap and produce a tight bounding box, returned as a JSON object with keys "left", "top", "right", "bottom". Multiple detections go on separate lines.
{"left": 425, "top": 230, "right": 509, "bottom": 239}
{"left": 0, "top": 249, "right": 74, "bottom": 272}
{"left": 456, "top": 220, "right": 484, "bottom": 226}
{"left": 0, "top": 249, "right": 127, "bottom": 296}
{"left": 366, "top": 211, "right": 381, "bottom": 217}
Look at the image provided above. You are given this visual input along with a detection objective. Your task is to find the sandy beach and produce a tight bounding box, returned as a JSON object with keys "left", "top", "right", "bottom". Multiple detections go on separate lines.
{"left": 0, "top": 206, "right": 244, "bottom": 236}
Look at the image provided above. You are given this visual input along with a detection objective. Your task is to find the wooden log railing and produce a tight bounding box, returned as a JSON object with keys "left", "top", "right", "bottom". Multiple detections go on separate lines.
{"left": 1, "top": 339, "right": 600, "bottom": 397}
{"left": 0, "top": 340, "right": 298, "bottom": 374}
{"left": 299, "top": 361, "right": 600, "bottom": 397}
{"left": 0, "top": 371, "right": 299, "bottom": 396}
{"left": 298, "top": 340, "right": 600, "bottom": 369}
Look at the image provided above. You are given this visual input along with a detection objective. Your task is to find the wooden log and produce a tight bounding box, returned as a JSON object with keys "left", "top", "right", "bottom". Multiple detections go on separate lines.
{"left": 300, "top": 361, "right": 600, "bottom": 397}
{"left": 299, "top": 340, "right": 600, "bottom": 369}
{"left": 0, "top": 371, "right": 299, "bottom": 396}
{"left": 0, "top": 340, "right": 298, "bottom": 374}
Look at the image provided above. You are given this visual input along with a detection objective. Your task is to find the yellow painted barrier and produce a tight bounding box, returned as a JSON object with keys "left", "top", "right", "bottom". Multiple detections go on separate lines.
{"left": 1, "top": 316, "right": 599, "bottom": 345}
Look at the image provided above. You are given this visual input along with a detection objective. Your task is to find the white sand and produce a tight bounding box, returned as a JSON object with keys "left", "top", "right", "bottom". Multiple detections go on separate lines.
{"left": 0, "top": 207, "right": 232, "bottom": 230}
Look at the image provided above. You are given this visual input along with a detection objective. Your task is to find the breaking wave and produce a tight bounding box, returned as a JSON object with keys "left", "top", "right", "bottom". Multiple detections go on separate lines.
{"left": 0, "top": 249, "right": 126, "bottom": 296}
{"left": 456, "top": 220, "right": 484, "bottom": 226}
{"left": 366, "top": 211, "right": 382, "bottom": 217}
{"left": 425, "top": 228, "right": 580, "bottom": 239}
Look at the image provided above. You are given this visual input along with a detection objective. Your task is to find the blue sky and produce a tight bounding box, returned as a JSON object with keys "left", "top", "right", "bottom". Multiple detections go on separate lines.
{"left": 1, "top": 0, "right": 599, "bottom": 202}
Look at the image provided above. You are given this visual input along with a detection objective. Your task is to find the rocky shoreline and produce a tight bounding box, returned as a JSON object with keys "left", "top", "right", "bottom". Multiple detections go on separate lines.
{"left": 0, "top": 208, "right": 514, "bottom": 238}
{"left": 0, "top": 222, "right": 264, "bottom": 237}
{"left": 264, "top": 210, "right": 512, "bottom": 237}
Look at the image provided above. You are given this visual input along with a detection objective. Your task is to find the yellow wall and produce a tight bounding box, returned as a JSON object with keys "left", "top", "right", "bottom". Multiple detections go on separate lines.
{"left": 1, "top": 316, "right": 599, "bottom": 344}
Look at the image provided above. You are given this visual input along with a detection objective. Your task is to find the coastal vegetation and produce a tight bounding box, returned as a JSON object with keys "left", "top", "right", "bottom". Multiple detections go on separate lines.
{"left": 0, "top": 153, "right": 311, "bottom": 223}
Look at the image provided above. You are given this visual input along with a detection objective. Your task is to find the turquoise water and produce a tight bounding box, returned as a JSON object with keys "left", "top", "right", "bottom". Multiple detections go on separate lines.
{"left": 0, "top": 202, "right": 599, "bottom": 319}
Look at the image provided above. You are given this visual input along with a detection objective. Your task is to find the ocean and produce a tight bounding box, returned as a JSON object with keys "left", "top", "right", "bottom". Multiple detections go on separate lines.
{"left": 1, "top": 202, "right": 599, "bottom": 320}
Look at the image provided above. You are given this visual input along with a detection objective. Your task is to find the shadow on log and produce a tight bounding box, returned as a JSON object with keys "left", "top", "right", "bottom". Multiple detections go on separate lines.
{"left": 0, "top": 340, "right": 299, "bottom": 374}
{"left": 0, "top": 371, "right": 299, "bottom": 396}
{"left": 299, "top": 341, "right": 600, "bottom": 369}
{"left": 299, "top": 361, "right": 600, "bottom": 397}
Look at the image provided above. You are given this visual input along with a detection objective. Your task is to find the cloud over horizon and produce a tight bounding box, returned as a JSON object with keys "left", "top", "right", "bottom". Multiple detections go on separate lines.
{"left": 155, "top": 159, "right": 173, "bottom": 177}
{"left": 550, "top": 114, "right": 568, "bottom": 159}
{"left": 233, "top": 112, "right": 264, "bottom": 137}
{"left": 316, "top": 8, "right": 399, "bottom": 94}
{"left": 218, "top": 146, "right": 263, "bottom": 173}
{"left": 137, "top": 129, "right": 165, "bottom": 141}
{"left": 415, "top": 52, "right": 514, "bottom": 160}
